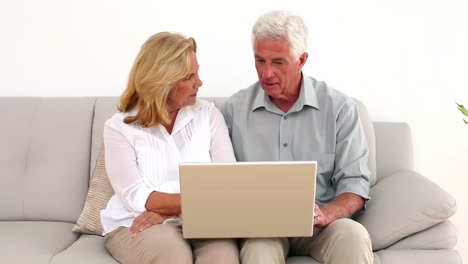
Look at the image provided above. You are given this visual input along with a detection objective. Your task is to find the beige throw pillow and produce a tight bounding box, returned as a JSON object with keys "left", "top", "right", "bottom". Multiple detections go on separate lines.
{"left": 73, "top": 143, "right": 114, "bottom": 236}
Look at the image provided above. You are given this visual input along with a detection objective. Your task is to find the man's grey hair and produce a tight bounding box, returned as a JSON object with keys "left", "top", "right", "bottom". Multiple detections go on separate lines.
{"left": 252, "top": 10, "right": 308, "bottom": 60}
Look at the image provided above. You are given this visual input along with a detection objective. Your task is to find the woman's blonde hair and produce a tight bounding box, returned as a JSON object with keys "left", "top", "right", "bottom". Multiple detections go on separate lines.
{"left": 119, "top": 32, "right": 197, "bottom": 127}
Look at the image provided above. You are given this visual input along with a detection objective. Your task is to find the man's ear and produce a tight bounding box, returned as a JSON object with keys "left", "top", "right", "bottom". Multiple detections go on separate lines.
{"left": 298, "top": 52, "right": 308, "bottom": 69}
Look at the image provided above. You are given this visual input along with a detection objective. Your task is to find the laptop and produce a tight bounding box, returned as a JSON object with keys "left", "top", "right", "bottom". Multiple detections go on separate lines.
{"left": 179, "top": 161, "right": 317, "bottom": 239}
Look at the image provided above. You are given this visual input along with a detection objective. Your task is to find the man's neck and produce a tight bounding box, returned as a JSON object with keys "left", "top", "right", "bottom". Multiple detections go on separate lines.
{"left": 271, "top": 77, "right": 302, "bottom": 113}
{"left": 271, "top": 94, "right": 299, "bottom": 113}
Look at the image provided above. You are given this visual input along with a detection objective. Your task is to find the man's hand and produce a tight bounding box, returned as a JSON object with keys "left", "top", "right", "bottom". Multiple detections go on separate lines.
{"left": 313, "top": 193, "right": 366, "bottom": 228}
{"left": 130, "top": 211, "right": 174, "bottom": 238}
{"left": 313, "top": 203, "right": 333, "bottom": 228}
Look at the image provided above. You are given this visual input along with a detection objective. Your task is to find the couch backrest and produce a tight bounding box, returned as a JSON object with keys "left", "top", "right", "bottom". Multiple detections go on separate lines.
{"left": 90, "top": 97, "right": 120, "bottom": 177}
{"left": 374, "top": 122, "right": 414, "bottom": 178}
{"left": 353, "top": 98, "right": 377, "bottom": 186}
{"left": 0, "top": 96, "right": 413, "bottom": 221}
{"left": 0, "top": 97, "right": 95, "bottom": 222}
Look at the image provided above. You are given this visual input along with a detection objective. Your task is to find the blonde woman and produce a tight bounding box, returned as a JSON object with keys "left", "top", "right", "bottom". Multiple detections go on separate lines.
{"left": 100, "top": 32, "right": 239, "bottom": 264}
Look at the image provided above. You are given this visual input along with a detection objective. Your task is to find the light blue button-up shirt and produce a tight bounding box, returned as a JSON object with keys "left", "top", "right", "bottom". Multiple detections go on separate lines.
{"left": 222, "top": 76, "right": 370, "bottom": 205}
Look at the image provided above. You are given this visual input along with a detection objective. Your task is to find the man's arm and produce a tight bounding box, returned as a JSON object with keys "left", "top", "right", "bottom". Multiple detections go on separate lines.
{"left": 314, "top": 193, "right": 365, "bottom": 228}
{"left": 331, "top": 99, "right": 371, "bottom": 200}
{"left": 314, "top": 98, "right": 370, "bottom": 227}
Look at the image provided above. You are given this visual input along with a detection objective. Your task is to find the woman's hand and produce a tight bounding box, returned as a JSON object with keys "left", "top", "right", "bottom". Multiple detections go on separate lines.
{"left": 130, "top": 211, "right": 174, "bottom": 238}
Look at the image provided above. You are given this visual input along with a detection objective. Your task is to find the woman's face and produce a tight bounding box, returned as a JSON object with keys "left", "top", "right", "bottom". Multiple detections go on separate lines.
{"left": 167, "top": 51, "right": 202, "bottom": 111}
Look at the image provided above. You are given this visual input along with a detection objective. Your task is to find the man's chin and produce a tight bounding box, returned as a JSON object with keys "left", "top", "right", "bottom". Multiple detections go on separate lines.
{"left": 261, "top": 85, "right": 279, "bottom": 97}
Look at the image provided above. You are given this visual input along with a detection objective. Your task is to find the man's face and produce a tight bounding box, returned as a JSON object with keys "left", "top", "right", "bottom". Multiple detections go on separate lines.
{"left": 254, "top": 37, "right": 307, "bottom": 99}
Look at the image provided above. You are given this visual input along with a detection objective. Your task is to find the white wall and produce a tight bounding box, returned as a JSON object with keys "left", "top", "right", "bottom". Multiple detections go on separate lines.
{"left": 1, "top": 0, "right": 467, "bottom": 261}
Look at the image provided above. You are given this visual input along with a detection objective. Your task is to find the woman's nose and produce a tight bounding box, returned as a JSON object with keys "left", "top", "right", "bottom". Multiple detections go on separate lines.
{"left": 196, "top": 76, "right": 203, "bottom": 88}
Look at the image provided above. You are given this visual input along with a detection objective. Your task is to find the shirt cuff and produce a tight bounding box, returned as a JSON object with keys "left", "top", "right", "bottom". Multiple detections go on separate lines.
{"left": 335, "top": 177, "right": 371, "bottom": 201}
{"left": 128, "top": 186, "right": 155, "bottom": 214}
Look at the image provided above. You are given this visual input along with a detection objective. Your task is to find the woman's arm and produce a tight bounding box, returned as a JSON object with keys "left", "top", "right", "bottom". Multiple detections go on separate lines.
{"left": 104, "top": 124, "right": 154, "bottom": 214}
{"left": 145, "top": 191, "right": 181, "bottom": 215}
{"left": 104, "top": 124, "right": 180, "bottom": 215}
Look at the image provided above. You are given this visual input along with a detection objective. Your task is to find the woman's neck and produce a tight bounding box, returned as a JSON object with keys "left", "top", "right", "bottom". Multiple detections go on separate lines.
{"left": 164, "top": 109, "right": 179, "bottom": 134}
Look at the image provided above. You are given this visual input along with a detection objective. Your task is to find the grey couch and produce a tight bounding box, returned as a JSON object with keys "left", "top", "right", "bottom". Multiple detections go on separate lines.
{"left": 0, "top": 96, "right": 461, "bottom": 264}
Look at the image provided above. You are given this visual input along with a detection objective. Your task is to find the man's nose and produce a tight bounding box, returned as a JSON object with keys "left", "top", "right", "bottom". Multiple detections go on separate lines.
{"left": 261, "top": 64, "right": 274, "bottom": 79}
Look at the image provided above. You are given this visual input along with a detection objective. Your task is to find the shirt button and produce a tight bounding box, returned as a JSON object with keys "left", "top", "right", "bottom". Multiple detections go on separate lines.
{"left": 283, "top": 116, "right": 288, "bottom": 120}
{"left": 283, "top": 143, "right": 288, "bottom": 147}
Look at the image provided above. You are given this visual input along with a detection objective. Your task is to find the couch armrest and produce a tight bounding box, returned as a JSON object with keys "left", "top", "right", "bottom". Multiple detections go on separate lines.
{"left": 354, "top": 171, "right": 457, "bottom": 250}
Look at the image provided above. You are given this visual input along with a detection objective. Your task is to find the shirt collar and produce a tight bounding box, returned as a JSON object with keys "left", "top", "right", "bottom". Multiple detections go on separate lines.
{"left": 169, "top": 102, "right": 199, "bottom": 135}
{"left": 251, "top": 74, "right": 320, "bottom": 113}
{"left": 301, "top": 76, "right": 320, "bottom": 110}
{"left": 252, "top": 83, "right": 266, "bottom": 111}
{"left": 130, "top": 100, "right": 200, "bottom": 135}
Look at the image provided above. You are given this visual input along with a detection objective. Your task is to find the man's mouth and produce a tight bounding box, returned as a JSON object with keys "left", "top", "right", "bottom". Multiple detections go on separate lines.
{"left": 262, "top": 81, "right": 278, "bottom": 88}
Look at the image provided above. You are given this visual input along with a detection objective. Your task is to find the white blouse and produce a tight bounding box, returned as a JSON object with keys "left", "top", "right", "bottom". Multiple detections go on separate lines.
{"left": 100, "top": 99, "right": 236, "bottom": 235}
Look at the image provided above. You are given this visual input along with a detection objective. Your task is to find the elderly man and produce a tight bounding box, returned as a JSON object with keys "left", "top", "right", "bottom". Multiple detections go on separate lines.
{"left": 222, "top": 10, "right": 373, "bottom": 264}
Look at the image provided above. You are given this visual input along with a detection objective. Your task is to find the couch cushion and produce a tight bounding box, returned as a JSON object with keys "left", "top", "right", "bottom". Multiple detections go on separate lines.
{"left": 355, "top": 171, "right": 457, "bottom": 250}
{"left": 374, "top": 249, "right": 462, "bottom": 264}
{"left": 386, "top": 220, "right": 458, "bottom": 250}
{"left": 286, "top": 250, "right": 462, "bottom": 264}
{"left": 74, "top": 143, "right": 114, "bottom": 235}
{"left": 0, "top": 221, "right": 78, "bottom": 264}
{"left": 50, "top": 234, "right": 118, "bottom": 264}
{"left": 0, "top": 97, "right": 95, "bottom": 222}
{"left": 284, "top": 254, "right": 380, "bottom": 264}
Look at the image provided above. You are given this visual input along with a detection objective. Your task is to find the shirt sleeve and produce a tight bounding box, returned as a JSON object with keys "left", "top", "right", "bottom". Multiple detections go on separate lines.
{"left": 103, "top": 123, "right": 155, "bottom": 214}
{"left": 331, "top": 99, "right": 371, "bottom": 201}
{"left": 208, "top": 103, "right": 236, "bottom": 162}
